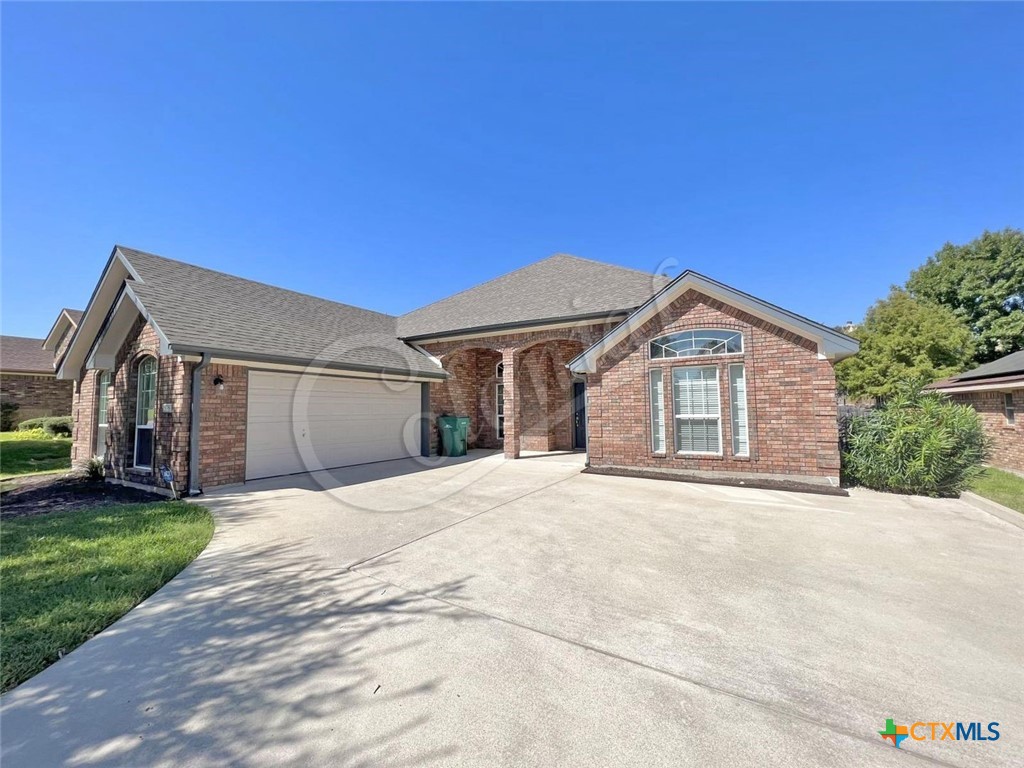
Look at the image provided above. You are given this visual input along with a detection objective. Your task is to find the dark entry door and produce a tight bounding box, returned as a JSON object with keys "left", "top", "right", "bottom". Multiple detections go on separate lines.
{"left": 572, "top": 381, "right": 587, "bottom": 450}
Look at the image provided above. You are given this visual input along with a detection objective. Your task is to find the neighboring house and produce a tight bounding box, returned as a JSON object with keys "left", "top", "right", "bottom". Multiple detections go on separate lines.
{"left": 0, "top": 309, "right": 82, "bottom": 428}
{"left": 926, "top": 350, "right": 1024, "bottom": 474}
{"left": 58, "top": 246, "right": 858, "bottom": 495}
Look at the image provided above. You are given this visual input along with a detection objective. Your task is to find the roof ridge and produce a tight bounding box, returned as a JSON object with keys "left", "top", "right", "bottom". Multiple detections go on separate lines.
{"left": 400, "top": 252, "right": 663, "bottom": 318}
{"left": 547, "top": 252, "right": 668, "bottom": 281}
{"left": 116, "top": 245, "right": 398, "bottom": 322}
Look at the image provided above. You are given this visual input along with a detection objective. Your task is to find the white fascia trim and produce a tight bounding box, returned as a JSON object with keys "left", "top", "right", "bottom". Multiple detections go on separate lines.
{"left": 568, "top": 271, "right": 859, "bottom": 373}
{"left": 409, "top": 343, "right": 444, "bottom": 370}
{"left": 930, "top": 380, "right": 1024, "bottom": 394}
{"left": 114, "top": 246, "right": 144, "bottom": 282}
{"left": 409, "top": 315, "right": 628, "bottom": 346}
{"left": 122, "top": 284, "right": 172, "bottom": 354}
{"left": 57, "top": 247, "right": 143, "bottom": 379}
{"left": 84, "top": 285, "right": 171, "bottom": 370}
{"left": 205, "top": 356, "right": 443, "bottom": 384}
{"left": 42, "top": 309, "right": 80, "bottom": 351}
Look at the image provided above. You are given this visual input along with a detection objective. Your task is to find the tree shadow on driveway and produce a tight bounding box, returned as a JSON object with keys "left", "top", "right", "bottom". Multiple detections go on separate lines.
{"left": 0, "top": 538, "right": 482, "bottom": 768}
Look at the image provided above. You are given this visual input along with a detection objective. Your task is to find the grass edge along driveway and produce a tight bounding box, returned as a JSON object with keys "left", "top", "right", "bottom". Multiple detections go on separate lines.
{"left": 970, "top": 467, "right": 1024, "bottom": 514}
{"left": 1, "top": 501, "right": 214, "bottom": 692}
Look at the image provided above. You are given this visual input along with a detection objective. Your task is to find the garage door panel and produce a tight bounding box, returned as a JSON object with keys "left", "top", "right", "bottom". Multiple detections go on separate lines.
{"left": 245, "top": 371, "right": 421, "bottom": 480}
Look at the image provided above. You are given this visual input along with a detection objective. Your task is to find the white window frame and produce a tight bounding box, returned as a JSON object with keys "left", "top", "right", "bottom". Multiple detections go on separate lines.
{"left": 1005, "top": 392, "right": 1016, "bottom": 426}
{"left": 650, "top": 329, "right": 743, "bottom": 360}
{"left": 649, "top": 368, "right": 666, "bottom": 453}
{"left": 672, "top": 365, "right": 723, "bottom": 456}
{"left": 729, "top": 363, "right": 749, "bottom": 457}
{"left": 496, "top": 361, "right": 505, "bottom": 439}
{"left": 95, "top": 370, "right": 111, "bottom": 458}
{"left": 133, "top": 357, "right": 157, "bottom": 470}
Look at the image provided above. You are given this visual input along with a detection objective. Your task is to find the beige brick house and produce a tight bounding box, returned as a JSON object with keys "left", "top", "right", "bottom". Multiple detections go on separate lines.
{"left": 57, "top": 246, "right": 858, "bottom": 495}
{"left": 0, "top": 309, "right": 82, "bottom": 427}
{"left": 927, "top": 350, "right": 1024, "bottom": 474}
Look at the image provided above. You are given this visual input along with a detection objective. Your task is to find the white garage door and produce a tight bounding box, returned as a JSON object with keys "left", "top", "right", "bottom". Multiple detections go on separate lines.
{"left": 245, "top": 371, "right": 422, "bottom": 480}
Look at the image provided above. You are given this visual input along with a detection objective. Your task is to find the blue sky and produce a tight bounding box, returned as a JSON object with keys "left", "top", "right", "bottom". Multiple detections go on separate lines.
{"left": 2, "top": 2, "right": 1022, "bottom": 337}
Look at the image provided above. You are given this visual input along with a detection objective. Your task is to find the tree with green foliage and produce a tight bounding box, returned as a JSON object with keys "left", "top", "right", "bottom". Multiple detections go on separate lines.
{"left": 906, "top": 228, "right": 1024, "bottom": 363}
{"left": 836, "top": 288, "right": 975, "bottom": 401}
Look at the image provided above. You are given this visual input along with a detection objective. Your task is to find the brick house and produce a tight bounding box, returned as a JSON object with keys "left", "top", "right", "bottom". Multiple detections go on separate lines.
{"left": 57, "top": 246, "right": 858, "bottom": 495}
{"left": 926, "top": 350, "right": 1024, "bottom": 474}
{"left": 0, "top": 309, "right": 82, "bottom": 428}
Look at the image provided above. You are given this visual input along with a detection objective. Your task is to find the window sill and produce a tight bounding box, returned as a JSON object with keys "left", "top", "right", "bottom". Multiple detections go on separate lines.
{"left": 675, "top": 451, "right": 724, "bottom": 459}
{"left": 131, "top": 467, "right": 153, "bottom": 474}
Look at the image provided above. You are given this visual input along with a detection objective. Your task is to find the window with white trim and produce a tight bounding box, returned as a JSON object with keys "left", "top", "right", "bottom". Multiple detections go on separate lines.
{"left": 729, "top": 364, "right": 749, "bottom": 456}
{"left": 650, "top": 369, "right": 666, "bottom": 452}
{"left": 496, "top": 361, "right": 505, "bottom": 439}
{"left": 1006, "top": 392, "right": 1016, "bottom": 426}
{"left": 134, "top": 357, "right": 157, "bottom": 469}
{"left": 651, "top": 329, "right": 743, "bottom": 359}
{"left": 95, "top": 371, "right": 111, "bottom": 458}
{"left": 672, "top": 366, "right": 721, "bottom": 454}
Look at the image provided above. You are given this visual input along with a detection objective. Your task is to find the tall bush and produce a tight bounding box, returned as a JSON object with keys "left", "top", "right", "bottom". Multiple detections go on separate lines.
{"left": 842, "top": 383, "right": 988, "bottom": 497}
{"left": 16, "top": 416, "right": 73, "bottom": 438}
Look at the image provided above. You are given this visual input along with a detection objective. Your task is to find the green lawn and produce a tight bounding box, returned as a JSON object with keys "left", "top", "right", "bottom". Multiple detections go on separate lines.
{"left": 0, "top": 502, "right": 214, "bottom": 692}
{"left": 970, "top": 467, "right": 1024, "bottom": 514}
{"left": 0, "top": 430, "right": 72, "bottom": 478}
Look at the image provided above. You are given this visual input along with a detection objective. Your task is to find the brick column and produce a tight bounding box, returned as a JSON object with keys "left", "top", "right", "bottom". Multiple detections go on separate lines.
{"left": 502, "top": 348, "right": 520, "bottom": 459}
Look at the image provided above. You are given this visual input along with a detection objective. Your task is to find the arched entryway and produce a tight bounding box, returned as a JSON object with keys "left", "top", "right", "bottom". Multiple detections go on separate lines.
{"left": 428, "top": 337, "right": 587, "bottom": 459}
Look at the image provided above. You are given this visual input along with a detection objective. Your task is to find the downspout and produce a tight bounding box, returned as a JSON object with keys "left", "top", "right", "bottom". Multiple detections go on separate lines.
{"left": 189, "top": 353, "right": 211, "bottom": 495}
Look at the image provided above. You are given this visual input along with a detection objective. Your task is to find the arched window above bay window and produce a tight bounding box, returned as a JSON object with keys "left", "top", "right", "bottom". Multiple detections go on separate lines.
{"left": 650, "top": 329, "right": 743, "bottom": 359}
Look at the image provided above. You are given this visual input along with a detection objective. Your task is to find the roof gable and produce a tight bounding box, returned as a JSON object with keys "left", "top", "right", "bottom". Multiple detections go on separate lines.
{"left": 397, "top": 254, "right": 671, "bottom": 339}
{"left": 569, "top": 270, "right": 859, "bottom": 373}
{"left": 59, "top": 246, "right": 445, "bottom": 379}
{"left": 42, "top": 308, "right": 84, "bottom": 352}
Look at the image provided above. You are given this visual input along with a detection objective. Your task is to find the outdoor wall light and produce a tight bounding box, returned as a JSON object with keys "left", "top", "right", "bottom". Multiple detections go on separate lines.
{"left": 213, "top": 375, "right": 225, "bottom": 391}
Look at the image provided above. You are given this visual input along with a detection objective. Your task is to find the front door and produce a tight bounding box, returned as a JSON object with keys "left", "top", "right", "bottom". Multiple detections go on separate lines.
{"left": 572, "top": 381, "right": 587, "bottom": 450}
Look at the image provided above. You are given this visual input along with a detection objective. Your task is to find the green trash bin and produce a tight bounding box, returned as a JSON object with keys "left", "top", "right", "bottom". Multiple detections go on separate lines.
{"left": 438, "top": 415, "right": 469, "bottom": 457}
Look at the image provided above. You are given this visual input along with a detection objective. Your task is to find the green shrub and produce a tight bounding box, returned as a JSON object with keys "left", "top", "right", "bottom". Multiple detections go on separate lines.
{"left": 85, "top": 456, "right": 106, "bottom": 482}
{"left": 842, "top": 383, "right": 989, "bottom": 497}
{"left": 17, "top": 416, "right": 73, "bottom": 438}
{"left": 3, "top": 429, "right": 50, "bottom": 441}
{"left": 0, "top": 403, "right": 19, "bottom": 432}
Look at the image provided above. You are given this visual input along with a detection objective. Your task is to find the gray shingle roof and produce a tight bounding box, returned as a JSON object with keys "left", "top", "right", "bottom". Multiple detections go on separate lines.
{"left": 397, "top": 254, "right": 671, "bottom": 339}
{"left": 1, "top": 336, "right": 54, "bottom": 373}
{"left": 118, "top": 247, "right": 444, "bottom": 378}
{"left": 953, "top": 349, "right": 1024, "bottom": 381}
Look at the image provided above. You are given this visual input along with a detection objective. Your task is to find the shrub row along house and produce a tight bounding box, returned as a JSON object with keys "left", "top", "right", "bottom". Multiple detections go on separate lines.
{"left": 55, "top": 246, "right": 859, "bottom": 494}
{"left": 0, "top": 309, "right": 82, "bottom": 428}
{"left": 926, "top": 350, "right": 1024, "bottom": 474}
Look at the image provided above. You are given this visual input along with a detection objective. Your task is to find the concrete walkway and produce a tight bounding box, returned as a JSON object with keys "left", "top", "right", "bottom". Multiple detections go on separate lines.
{"left": 2, "top": 452, "right": 1021, "bottom": 767}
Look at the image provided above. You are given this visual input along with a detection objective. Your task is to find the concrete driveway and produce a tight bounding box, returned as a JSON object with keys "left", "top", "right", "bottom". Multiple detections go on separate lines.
{"left": 2, "top": 452, "right": 1021, "bottom": 767}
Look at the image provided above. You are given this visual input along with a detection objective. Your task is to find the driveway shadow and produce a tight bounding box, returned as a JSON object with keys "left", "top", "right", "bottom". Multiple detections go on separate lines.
{"left": 0, "top": 539, "right": 481, "bottom": 767}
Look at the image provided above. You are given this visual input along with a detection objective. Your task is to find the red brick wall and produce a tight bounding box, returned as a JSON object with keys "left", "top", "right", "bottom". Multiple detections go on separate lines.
{"left": 952, "top": 388, "right": 1023, "bottom": 473}
{"left": 587, "top": 290, "right": 841, "bottom": 480}
{"left": 421, "top": 324, "right": 610, "bottom": 456}
{"left": 71, "top": 370, "right": 100, "bottom": 465}
{"left": 199, "top": 364, "right": 248, "bottom": 487}
{"left": 102, "top": 318, "right": 191, "bottom": 491}
{"left": 54, "top": 324, "right": 75, "bottom": 363}
{"left": 70, "top": 318, "right": 189, "bottom": 490}
{"left": 1, "top": 374, "right": 73, "bottom": 426}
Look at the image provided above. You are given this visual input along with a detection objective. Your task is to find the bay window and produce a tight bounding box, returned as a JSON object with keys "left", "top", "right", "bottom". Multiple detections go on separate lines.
{"left": 672, "top": 366, "right": 722, "bottom": 454}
